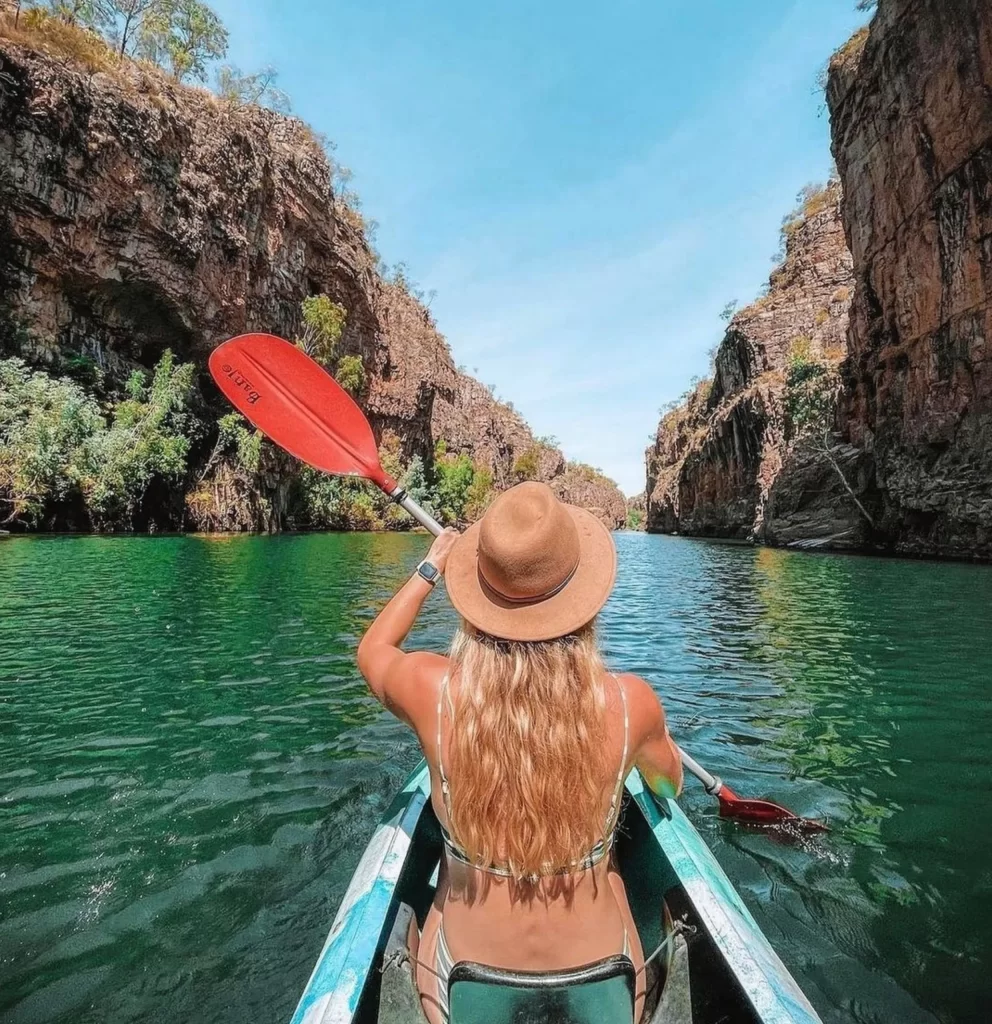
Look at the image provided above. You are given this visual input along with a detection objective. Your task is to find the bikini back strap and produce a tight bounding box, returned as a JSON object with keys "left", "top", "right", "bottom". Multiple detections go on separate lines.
{"left": 605, "top": 674, "right": 630, "bottom": 832}
{"left": 436, "top": 673, "right": 454, "bottom": 820}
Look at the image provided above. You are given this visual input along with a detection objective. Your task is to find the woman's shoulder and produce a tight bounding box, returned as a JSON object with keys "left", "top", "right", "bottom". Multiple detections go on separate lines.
{"left": 381, "top": 651, "right": 450, "bottom": 731}
{"left": 406, "top": 651, "right": 450, "bottom": 695}
{"left": 611, "top": 671, "right": 669, "bottom": 735}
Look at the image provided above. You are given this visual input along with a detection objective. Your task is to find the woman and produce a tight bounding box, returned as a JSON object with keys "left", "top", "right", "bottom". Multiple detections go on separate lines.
{"left": 357, "top": 481, "right": 683, "bottom": 1023}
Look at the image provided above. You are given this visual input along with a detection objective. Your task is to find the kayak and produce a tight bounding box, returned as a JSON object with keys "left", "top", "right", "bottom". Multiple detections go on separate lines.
{"left": 289, "top": 761, "right": 823, "bottom": 1024}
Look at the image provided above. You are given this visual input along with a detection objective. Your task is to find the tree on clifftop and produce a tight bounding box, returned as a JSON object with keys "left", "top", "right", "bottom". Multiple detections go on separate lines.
{"left": 29, "top": 0, "right": 106, "bottom": 27}
{"left": 105, "top": 0, "right": 161, "bottom": 56}
{"left": 138, "top": 0, "right": 227, "bottom": 82}
{"left": 217, "top": 63, "right": 290, "bottom": 112}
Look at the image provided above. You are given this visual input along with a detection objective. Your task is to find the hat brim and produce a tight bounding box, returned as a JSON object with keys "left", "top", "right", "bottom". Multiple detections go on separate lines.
{"left": 444, "top": 504, "right": 617, "bottom": 642}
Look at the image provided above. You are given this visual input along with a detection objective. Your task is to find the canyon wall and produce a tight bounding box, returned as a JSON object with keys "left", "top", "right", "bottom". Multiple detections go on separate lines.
{"left": 647, "top": 0, "right": 992, "bottom": 559}
{"left": 645, "top": 182, "right": 867, "bottom": 546}
{"left": 826, "top": 0, "right": 992, "bottom": 558}
{"left": 0, "top": 29, "right": 625, "bottom": 530}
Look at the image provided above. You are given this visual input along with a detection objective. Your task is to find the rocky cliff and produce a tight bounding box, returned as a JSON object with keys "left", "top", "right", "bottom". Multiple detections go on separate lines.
{"left": 826, "top": 0, "right": 992, "bottom": 559}
{"left": 430, "top": 370, "right": 564, "bottom": 490}
{"left": 549, "top": 463, "right": 629, "bottom": 532}
{"left": 0, "top": 25, "right": 626, "bottom": 530}
{"left": 645, "top": 182, "right": 865, "bottom": 545}
{"left": 647, "top": 0, "right": 992, "bottom": 559}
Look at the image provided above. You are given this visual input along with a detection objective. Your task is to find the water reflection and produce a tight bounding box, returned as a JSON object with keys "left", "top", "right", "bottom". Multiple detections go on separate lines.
{"left": 606, "top": 537, "right": 989, "bottom": 1023}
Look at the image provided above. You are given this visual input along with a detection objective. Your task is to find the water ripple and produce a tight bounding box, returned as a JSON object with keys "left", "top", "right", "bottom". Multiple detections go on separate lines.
{"left": 0, "top": 532, "right": 989, "bottom": 1023}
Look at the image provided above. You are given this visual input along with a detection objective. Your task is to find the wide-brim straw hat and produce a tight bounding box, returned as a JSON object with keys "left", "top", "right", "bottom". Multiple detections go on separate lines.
{"left": 445, "top": 481, "right": 617, "bottom": 642}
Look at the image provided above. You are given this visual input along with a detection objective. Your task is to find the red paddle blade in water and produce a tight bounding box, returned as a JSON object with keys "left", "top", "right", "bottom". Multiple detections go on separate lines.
{"left": 208, "top": 334, "right": 398, "bottom": 493}
{"left": 716, "top": 784, "right": 828, "bottom": 833}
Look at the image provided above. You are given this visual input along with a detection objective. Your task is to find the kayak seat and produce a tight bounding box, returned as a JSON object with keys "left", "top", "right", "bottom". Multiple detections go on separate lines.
{"left": 378, "top": 901, "right": 639, "bottom": 1024}
{"left": 447, "top": 955, "right": 636, "bottom": 1024}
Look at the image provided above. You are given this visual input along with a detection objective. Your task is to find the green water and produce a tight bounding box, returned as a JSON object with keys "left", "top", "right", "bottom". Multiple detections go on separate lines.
{"left": 0, "top": 533, "right": 989, "bottom": 1024}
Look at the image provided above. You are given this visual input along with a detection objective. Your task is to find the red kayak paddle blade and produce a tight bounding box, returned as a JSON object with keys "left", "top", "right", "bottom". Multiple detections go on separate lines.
{"left": 209, "top": 334, "right": 397, "bottom": 493}
{"left": 717, "top": 785, "right": 828, "bottom": 833}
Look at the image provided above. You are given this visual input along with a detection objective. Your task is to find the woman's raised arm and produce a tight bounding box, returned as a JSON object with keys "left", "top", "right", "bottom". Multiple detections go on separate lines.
{"left": 357, "top": 528, "right": 459, "bottom": 723}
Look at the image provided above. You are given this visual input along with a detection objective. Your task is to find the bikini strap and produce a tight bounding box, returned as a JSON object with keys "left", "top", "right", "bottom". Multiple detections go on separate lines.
{"left": 436, "top": 673, "right": 453, "bottom": 819}
{"left": 605, "top": 674, "right": 630, "bottom": 832}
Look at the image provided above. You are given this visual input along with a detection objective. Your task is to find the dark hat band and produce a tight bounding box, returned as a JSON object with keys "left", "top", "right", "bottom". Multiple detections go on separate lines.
{"left": 477, "top": 562, "right": 579, "bottom": 605}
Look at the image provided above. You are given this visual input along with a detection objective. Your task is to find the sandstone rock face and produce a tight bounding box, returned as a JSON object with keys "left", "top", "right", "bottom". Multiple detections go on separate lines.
{"left": 645, "top": 182, "right": 864, "bottom": 544}
{"left": 549, "top": 464, "right": 628, "bottom": 530}
{"left": 0, "top": 39, "right": 360, "bottom": 375}
{"left": 429, "top": 369, "right": 627, "bottom": 527}
{"left": 0, "top": 36, "right": 624, "bottom": 529}
{"left": 827, "top": 0, "right": 992, "bottom": 559}
{"left": 431, "top": 371, "right": 564, "bottom": 489}
{"left": 367, "top": 281, "right": 460, "bottom": 463}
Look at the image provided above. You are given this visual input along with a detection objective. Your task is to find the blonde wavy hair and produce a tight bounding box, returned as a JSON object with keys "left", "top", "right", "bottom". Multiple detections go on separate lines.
{"left": 445, "top": 620, "right": 610, "bottom": 879}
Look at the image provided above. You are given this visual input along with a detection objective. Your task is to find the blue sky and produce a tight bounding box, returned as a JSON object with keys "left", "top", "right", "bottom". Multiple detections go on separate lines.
{"left": 210, "top": 0, "right": 868, "bottom": 495}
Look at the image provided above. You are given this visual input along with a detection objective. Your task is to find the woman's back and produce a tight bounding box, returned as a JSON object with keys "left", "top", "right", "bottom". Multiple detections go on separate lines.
{"left": 356, "top": 483, "right": 683, "bottom": 1022}
{"left": 424, "top": 663, "right": 638, "bottom": 974}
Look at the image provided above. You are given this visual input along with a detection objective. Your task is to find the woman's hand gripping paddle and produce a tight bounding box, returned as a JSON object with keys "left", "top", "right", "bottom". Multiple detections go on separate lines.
{"left": 209, "top": 332, "right": 826, "bottom": 832}
{"left": 208, "top": 333, "right": 443, "bottom": 534}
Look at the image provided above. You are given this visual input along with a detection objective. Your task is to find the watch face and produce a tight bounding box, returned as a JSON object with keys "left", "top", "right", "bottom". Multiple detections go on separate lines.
{"left": 419, "top": 562, "right": 439, "bottom": 582}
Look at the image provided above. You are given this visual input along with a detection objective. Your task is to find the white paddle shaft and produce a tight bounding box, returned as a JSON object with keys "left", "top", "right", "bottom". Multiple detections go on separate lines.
{"left": 393, "top": 490, "right": 444, "bottom": 536}
{"left": 679, "top": 747, "right": 722, "bottom": 795}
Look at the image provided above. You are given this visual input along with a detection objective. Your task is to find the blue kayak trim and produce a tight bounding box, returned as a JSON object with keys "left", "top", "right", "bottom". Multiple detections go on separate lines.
{"left": 291, "top": 762, "right": 822, "bottom": 1024}
{"left": 625, "top": 771, "right": 822, "bottom": 1024}
{"left": 291, "top": 763, "right": 430, "bottom": 1024}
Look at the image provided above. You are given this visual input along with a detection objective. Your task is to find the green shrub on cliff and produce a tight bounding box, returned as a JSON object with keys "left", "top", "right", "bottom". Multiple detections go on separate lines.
{"left": 784, "top": 341, "right": 835, "bottom": 434}
{"left": 464, "top": 465, "right": 494, "bottom": 521}
{"left": 512, "top": 446, "right": 541, "bottom": 482}
{"left": 297, "top": 294, "right": 347, "bottom": 365}
{"left": 0, "top": 350, "right": 196, "bottom": 528}
{"left": 772, "top": 183, "right": 830, "bottom": 265}
{"left": 434, "top": 453, "right": 475, "bottom": 525}
{"left": 297, "top": 474, "right": 388, "bottom": 531}
{"left": 294, "top": 433, "right": 410, "bottom": 530}
{"left": 217, "top": 412, "right": 262, "bottom": 474}
{"left": 83, "top": 349, "right": 197, "bottom": 526}
{"left": 335, "top": 355, "right": 365, "bottom": 396}
{"left": 400, "top": 456, "right": 434, "bottom": 514}
{"left": 298, "top": 471, "right": 358, "bottom": 530}
{"left": 0, "top": 359, "right": 103, "bottom": 526}
{"left": 372, "top": 432, "right": 408, "bottom": 527}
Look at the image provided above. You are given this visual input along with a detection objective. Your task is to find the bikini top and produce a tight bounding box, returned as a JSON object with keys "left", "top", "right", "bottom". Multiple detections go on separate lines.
{"left": 435, "top": 672, "right": 630, "bottom": 879}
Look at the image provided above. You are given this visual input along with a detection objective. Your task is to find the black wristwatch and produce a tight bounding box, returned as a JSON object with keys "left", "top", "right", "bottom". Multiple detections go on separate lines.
{"left": 416, "top": 560, "right": 440, "bottom": 586}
